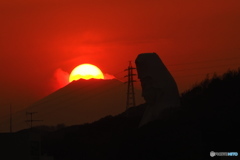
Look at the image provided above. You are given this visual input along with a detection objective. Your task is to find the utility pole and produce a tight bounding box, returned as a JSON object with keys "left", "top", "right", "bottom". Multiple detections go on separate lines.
{"left": 124, "top": 61, "right": 136, "bottom": 110}
{"left": 25, "top": 112, "right": 43, "bottom": 129}
{"left": 10, "top": 104, "right": 12, "bottom": 133}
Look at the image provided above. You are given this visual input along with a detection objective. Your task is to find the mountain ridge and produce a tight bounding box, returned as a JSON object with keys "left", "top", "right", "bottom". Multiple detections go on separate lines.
{"left": 0, "top": 79, "right": 144, "bottom": 132}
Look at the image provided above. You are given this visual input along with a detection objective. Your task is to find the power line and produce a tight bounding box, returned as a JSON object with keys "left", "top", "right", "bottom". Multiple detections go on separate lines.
{"left": 18, "top": 63, "right": 238, "bottom": 120}
{"left": 3, "top": 59, "right": 239, "bottom": 115}
{"left": 1, "top": 59, "right": 240, "bottom": 131}
{"left": 166, "top": 56, "right": 240, "bottom": 67}
{"left": 26, "top": 61, "right": 238, "bottom": 111}
{"left": 170, "top": 62, "right": 240, "bottom": 73}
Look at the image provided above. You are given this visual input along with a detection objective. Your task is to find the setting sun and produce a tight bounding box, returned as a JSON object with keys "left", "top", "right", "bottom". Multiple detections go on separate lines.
{"left": 69, "top": 64, "right": 104, "bottom": 82}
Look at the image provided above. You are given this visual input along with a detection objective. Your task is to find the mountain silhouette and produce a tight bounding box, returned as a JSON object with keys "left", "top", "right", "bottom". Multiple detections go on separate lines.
{"left": 1, "top": 79, "right": 144, "bottom": 132}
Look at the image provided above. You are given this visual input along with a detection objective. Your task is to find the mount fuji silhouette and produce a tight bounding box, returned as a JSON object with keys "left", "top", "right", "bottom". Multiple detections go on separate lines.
{"left": 4, "top": 79, "right": 144, "bottom": 132}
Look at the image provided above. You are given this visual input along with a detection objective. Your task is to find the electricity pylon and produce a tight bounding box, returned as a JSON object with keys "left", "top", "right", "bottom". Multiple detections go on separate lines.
{"left": 25, "top": 112, "right": 43, "bottom": 129}
{"left": 124, "top": 61, "right": 136, "bottom": 110}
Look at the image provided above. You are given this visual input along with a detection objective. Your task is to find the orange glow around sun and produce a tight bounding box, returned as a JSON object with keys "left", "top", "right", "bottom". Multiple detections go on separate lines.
{"left": 69, "top": 64, "right": 104, "bottom": 82}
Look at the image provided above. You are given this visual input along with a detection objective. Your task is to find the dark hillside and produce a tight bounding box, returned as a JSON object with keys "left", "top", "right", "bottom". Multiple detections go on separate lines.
{"left": 181, "top": 69, "right": 240, "bottom": 108}
{"left": 180, "top": 69, "right": 240, "bottom": 158}
{"left": 13, "top": 69, "right": 240, "bottom": 160}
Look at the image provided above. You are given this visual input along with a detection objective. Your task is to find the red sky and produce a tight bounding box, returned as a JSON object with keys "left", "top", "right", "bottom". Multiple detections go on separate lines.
{"left": 0, "top": 0, "right": 240, "bottom": 118}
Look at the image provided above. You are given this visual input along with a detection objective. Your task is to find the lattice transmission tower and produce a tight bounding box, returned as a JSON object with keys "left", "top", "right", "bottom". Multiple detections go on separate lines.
{"left": 124, "top": 61, "right": 137, "bottom": 110}
{"left": 25, "top": 112, "right": 43, "bottom": 129}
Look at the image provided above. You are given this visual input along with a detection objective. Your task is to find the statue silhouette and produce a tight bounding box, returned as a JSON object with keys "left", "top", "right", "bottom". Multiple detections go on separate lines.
{"left": 135, "top": 53, "right": 180, "bottom": 127}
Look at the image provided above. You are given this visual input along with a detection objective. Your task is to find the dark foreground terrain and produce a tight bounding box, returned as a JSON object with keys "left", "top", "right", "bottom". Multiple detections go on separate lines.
{"left": 1, "top": 69, "right": 240, "bottom": 160}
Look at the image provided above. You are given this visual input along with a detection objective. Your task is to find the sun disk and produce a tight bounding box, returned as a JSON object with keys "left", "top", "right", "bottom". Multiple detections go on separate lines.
{"left": 69, "top": 64, "right": 104, "bottom": 82}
